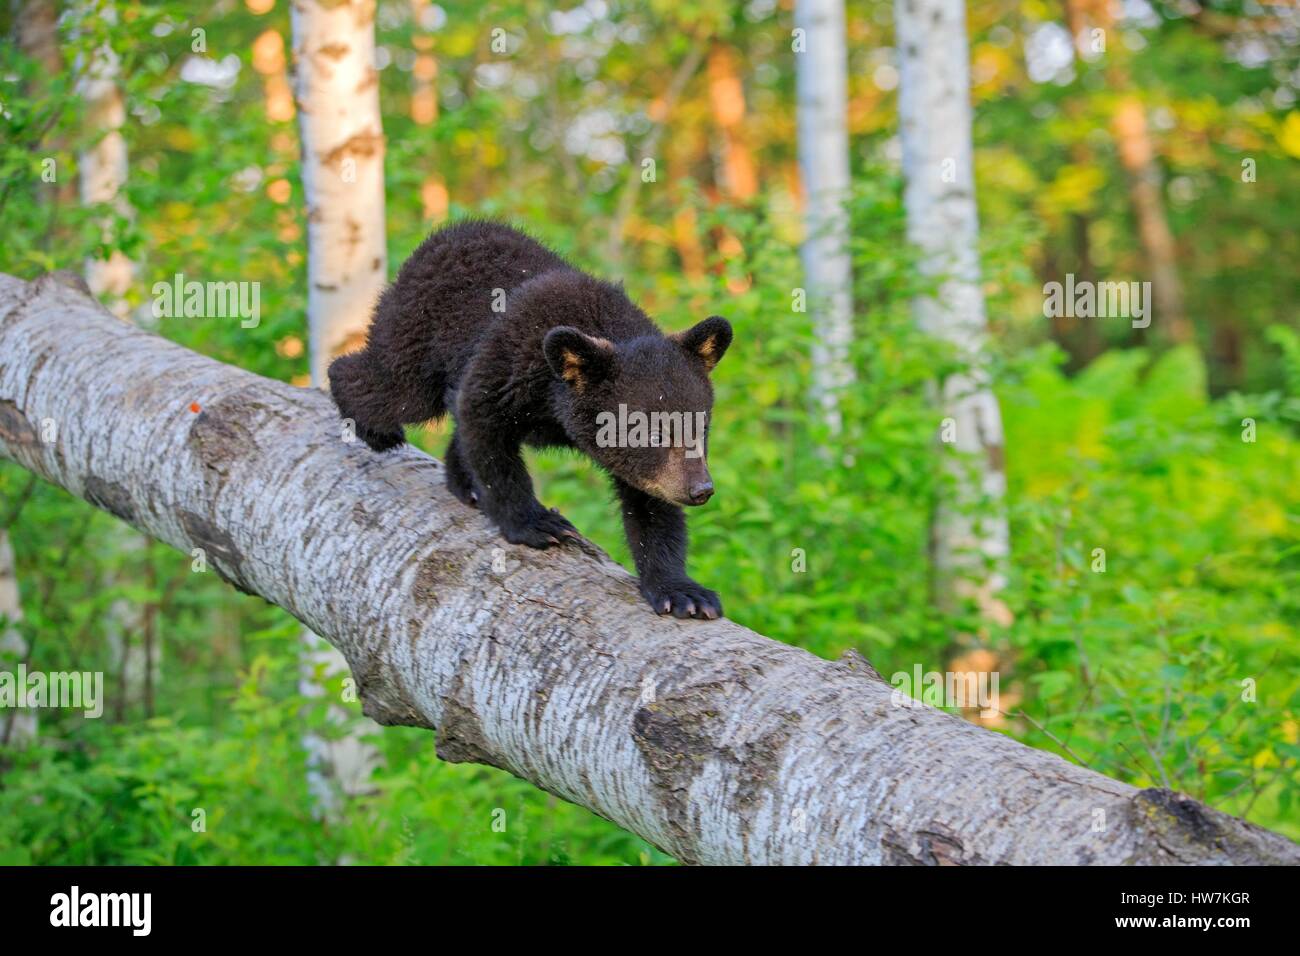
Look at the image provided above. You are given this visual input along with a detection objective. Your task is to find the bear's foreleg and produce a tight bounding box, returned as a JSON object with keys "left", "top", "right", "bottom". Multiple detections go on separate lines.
{"left": 455, "top": 390, "right": 578, "bottom": 548}
{"left": 613, "top": 478, "right": 722, "bottom": 620}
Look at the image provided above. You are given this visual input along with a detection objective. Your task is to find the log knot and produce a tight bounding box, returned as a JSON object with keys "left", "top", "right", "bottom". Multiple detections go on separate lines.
{"left": 84, "top": 475, "right": 136, "bottom": 524}
{"left": 632, "top": 679, "right": 796, "bottom": 863}
{"left": 1127, "top": 787, "right": 1300, "bottom": 865}
{"left": 180, "top": 509, "right": 253, "bottom": 595}
{"left": 435, "top": 693, "right": 508, "bottom": 771}
{"left": 837, "top": 647, "right": 888, "bottom": 684}
{"left": 0, "top": 399, "right": 39, "bottom": 449}
{"left": 411, "top": 550, "right": 469, "bottom": 609}
{"left": 881, "top": 821, "right": 986, "bottom": 866}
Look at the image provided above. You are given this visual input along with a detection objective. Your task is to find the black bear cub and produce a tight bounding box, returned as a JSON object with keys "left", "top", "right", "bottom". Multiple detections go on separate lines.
{"left": 329, "top": 220, "right": 731, "bottom": 620}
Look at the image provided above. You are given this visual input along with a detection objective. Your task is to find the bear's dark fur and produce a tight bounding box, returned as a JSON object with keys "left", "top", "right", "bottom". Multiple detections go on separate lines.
{"left": 328, "top": 220, "right": 732, "bottom": 619}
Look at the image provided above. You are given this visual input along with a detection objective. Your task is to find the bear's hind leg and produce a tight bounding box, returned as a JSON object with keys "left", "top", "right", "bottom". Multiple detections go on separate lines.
{"left": 328, "top": 352, "right": 406, "bottom": 451}
{"left": 444, "top": 430, "right": 479, "bottom": 507}
{"left": 329, "top": 350, "right": 447, "bottom": 453}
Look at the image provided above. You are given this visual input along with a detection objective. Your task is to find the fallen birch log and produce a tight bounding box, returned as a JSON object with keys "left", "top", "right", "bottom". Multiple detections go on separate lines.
{"left": 1, "top": 271, "right": 1296, "bottom": 865}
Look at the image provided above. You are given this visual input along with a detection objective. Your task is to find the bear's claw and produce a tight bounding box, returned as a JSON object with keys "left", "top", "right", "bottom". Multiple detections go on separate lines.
{"left": 499, "top": 506, "right": 579, "bottom": 549}
{"left": 641, "top": 579, "right": 722, "bottom": 620}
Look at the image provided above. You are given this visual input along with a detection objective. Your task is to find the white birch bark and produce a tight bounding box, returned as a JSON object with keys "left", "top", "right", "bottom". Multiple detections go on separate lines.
{"left": 1, "top": 271, "right": 1295, "bottom": 865}
{"left": 73, "top": 4, "right": 158, "bottom": 702}
{"left": 76, "top": 3, "right": 134, "bottom": 320}
{"left": 894, "top": 0, "right": 1010, "bottom": 620}
{"left": 291, "top": 0, "right": 388, "bottom": 385}
{"left": 795, "top": 0, "right": 855, "bottom": 433}
{"left": 0, "top": 530, "right": 36, "bottom": 746}
{"left": 5, "top": 0, "right": 66, "bottom": 747}
{"left": 290, "top": 0, "right": 389, "bottom": 813}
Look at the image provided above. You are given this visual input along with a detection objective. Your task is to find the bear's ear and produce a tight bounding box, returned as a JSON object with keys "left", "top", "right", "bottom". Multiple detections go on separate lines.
{"left": 543, "top": 326, "right": 615, "bottom": 392}
{"left": 674, "top": 316, "right": 732, "bottom": 372}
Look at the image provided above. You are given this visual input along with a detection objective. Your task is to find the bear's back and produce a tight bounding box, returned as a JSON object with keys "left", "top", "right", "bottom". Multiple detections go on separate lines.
{"left": 369, "top": 220, "right": 572, "bottom": 375}
{"left": 399, "top": 220, "right": 570, "bottom": 297}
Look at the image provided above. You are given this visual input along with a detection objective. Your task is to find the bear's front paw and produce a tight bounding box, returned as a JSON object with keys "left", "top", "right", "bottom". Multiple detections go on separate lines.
{"left": 641, "top": 578, "right": 723, "bottom": 620}
{"left": 498, "top": 506, "right": 580, "bottom": 549}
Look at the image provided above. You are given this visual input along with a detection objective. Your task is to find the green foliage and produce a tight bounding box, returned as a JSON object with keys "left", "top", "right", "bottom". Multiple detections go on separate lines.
{"left": 1000, "top": 344, "right": 1300, "bottom": 836}
{"left": 0, "top": 641, "right": 672, "bottom": 864}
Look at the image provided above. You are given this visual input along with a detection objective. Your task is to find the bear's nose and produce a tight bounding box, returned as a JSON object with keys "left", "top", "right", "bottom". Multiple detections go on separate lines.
{"left": 688, "top": 480, "right": 714, "bottom": 505}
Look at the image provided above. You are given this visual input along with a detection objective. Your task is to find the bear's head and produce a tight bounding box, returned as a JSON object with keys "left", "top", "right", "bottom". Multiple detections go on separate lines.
{"left": 543, "top": 316, "right": 732, "bottom": 506}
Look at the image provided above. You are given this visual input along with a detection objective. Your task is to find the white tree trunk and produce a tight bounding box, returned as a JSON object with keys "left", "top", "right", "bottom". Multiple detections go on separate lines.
{"left": 290, "top": 0, "right": 389, "bottom": 814}
{"left": 5, "top": 0, "right": 66, "bottom": 747}
{"left": 74, "top": 4, "right": 159, "bottom": 704}
{"left": 795, "top": 0, "right": 854, "bottom": 433}
{"left": 291, "top": 0, "right": 388, "bottom": 385}
{"left": 894, "top": 0, "right": 1010, "bottom": 620}
{"left": 2, "top": 272, "right": 1296, "bottom": 865}
{"left": 0, "top": 530, "right": 37, "bottom": 746}
{"left": 76, "top": 3, "right": 134, "bottom": 320}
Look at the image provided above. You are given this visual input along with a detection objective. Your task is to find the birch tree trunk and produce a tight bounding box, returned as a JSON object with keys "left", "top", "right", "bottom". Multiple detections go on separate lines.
{"left": 290, "top": 0, "right": 388, "bottom": 813}
{"left": 1070, "top": 0, "right": 1193, "bottom": 346}
{"left": 73, "top": 4, "right": 158, "bottom": 705}
{"left": 894, "top": 0, "right": 1011, "bottom": 623}
{"left": 76, "top": 2, "right": 134, "bottom": 320}
{"left": 0, "top": 529, "right": 36, "bottom": 746}
{"left": 2, "top": 271, "right": 1296, "bottom": 865}
{"left": 795, "top": 0, "right": 855, "bottom": 433}
{"left": 291, "top": 0, "right": 388, "bottom": 384}
{"left": 1111, "top": 96, "right": 1191, "bottom": 344}
{"left": 5, "top": 0, "right": 69, "bottom": 747}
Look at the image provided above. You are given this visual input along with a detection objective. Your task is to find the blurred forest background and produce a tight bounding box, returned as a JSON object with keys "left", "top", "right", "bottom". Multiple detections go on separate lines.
{"left": 1, "top": 0, "right": 1298, "bottom": 864}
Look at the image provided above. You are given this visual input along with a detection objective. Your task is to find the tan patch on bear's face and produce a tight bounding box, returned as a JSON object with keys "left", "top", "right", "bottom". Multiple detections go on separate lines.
{"left": 636, "top": 445, "right": 709, "bottom": 505}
